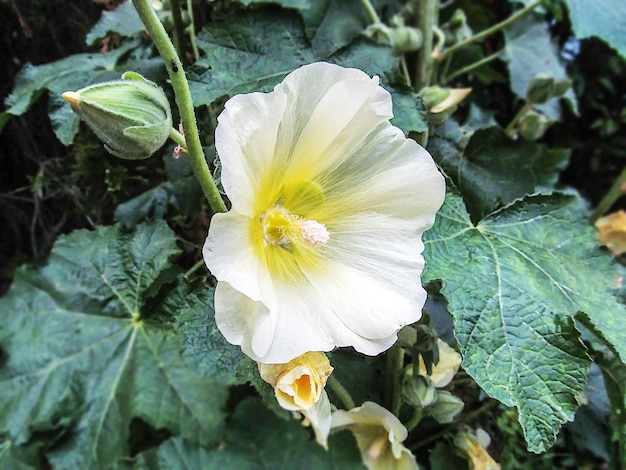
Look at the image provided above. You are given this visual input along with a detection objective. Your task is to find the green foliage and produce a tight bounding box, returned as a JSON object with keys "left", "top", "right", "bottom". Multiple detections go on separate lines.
{"left": 3, "top": 0, "right": 626, "bottom": 467}
{"left": 85, "top": 0, "right": 145, "bottom": 45}
{"left": 135, "top": 398, "right": 364, "bottom": 469}
{"left": 428, "top": 121, "right": 569, "bottom": 220}
{"left": 503, "top": 16, "right": 577, "bottom": 119}
{"left": 0, "top": 222, "right": 228, "bottom": 468}
{"left": 423, "top": 187, "right": 626, "bottom": 451}
{"left": 564, "top": 0, "right": 626, "bottom": 59}
{"left": 3, "top": 41, "right": 164, "bottom": 145}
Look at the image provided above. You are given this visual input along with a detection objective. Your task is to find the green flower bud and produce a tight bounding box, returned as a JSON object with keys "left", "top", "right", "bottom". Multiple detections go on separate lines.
{"left": 427, "top": 390, "right": 464, "bottom": 423}
{"left": 390, "top": 26, "right": 422, "bottom": 54}
{"left": 553, "top": 77, "right": 572, "bottom": 97}
{"left": 62, "top": 72, "right": 172, "bottom": 160}
{"left": 526, "top": 74, "right": 555, "bottom": 105}
{"left": 403, "top": 376, "right": 437, "bottom": 407}
{"left": 397, "top": 325, "right": 418, "bottom": 348}
{"left": 518, "top": 110, "right": 552, "bottom": 141}
{"left": 364, "top": 23, "right": 422, "bottom": 54}
{"left": 418, "top": 86, "right": 451, "bottom": 111}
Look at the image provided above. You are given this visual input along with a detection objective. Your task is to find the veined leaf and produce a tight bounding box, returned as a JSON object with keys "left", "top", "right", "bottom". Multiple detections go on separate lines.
{"left": 301, "top": 0, "right": 371, "bottom": 58}
{"left": 0, "top": 222, "right": 227, "bottom": 468}
{"left": 503, "top": 16, "right": 578, "bottom": 119}
{"left": 428, "top": 121, "right": 570, "bottom": 221}
{"left": 135, "top": 398, "right": 364, "bottom": 469}
{"left": 564, "top": 0, "right": 626, "bottom": 59}
{"left": 189, "top": 8, "right": 315, "bottom": 107}
{"left": 423, "top": 188, "right": 626, "bottom": 451}
{"left": 86, "top": 0, "right": 145, "bottom": 46}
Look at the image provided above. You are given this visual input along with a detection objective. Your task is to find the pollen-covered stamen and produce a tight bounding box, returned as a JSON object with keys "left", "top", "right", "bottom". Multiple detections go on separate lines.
{"left": 300, "top": 219, "right": 330, "bottom": 247}
{"left": 260, "top": 206, "right": 330, "bottom": 249}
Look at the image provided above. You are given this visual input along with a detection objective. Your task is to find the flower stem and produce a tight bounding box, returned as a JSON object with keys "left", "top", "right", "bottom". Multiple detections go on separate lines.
{"left": 439, "top": 0, "right": 543, "bottom": 62}
{"left": 410, "top": 399, "right": 499, "bottom": 450}
{"left": 184, "top": 259, "right": 206, "bottom": 280}
{"left": 414, "top": 0, "right": 438, "bottom": 90}
{"left": 131, "top": 0, "right": 227, "bottom": 214}
{"left": 444, "top": 50, "right": 503, "bottom": 83}
{"left": 169, "top": 0, "right": 186, "bottom": 64}
{"left": 169, "top": 127, "right": 187, "bottom": 149}
{"left": 590, "top": 166, "right": 626, "bottom": 222}
{"left": 187, "top": 0, "right": 200, "bottom": 62}
{"left": 384, "top": 343, "right": 405, "bottom": 416}
{"left": 405, "top": 407, "right": 423, "bottom": 432}
{"left": 328, "top": 375, "right": 355, "bottom": 410}
{"left": 360, "top": 0, "right": 381, "bottom": 24}
{"left": 504, "top": 102, "right": 530, "bottom": 136}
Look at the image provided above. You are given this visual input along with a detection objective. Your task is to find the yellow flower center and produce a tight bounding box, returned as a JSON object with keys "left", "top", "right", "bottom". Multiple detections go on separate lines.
{"left": 260, "top": 206, "right": 329, "bottom": 251}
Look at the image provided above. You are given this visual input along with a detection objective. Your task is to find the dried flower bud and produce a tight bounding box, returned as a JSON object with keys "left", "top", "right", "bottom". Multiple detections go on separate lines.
{"left": 62, "top": 71, "right": 172, "bottom": 160}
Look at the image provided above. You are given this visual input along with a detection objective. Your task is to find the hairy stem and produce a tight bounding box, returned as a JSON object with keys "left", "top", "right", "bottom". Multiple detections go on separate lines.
{"left": 131, "top": 0, "right": 227, "bottom": 214}
{"left": 169, "top": 127, "right": 187, "bottom": 149}
{"left": 439, "top": 0, "right": 543, "bottom": 61}
{"left": 410, "top": 399, "right": 500, "bottom": 450}
{"left": 590, "top": 166, "right": 626, "bottom": 222}
{"left": 187, "top": 0, "right": 200, "bottom": 61}
{"left": 414, "top": 0, "right": 438, "bottom": 90}
{"left": 360, "top": 0, "right": 381, "bottom": 24}
{"left": 169, "top": 0, "right": 186, "bottom": 64}
{"left": 385, "top": 343, "right": 405, "bottom": 416}
{"left": 444, "top": 50, "right": 503, "bottom": 83}
{"left": 504, "top": 102, "right": 530, "bottom": 136}
{"left": 328, "top": 375, "right": 356, "bottom": 410}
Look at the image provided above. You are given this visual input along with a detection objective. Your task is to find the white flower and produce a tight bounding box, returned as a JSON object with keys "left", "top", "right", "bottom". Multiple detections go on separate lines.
{"left": 418, "top": 339, "right": 462, "bottom": 387}
{"left": 203, "top": 62, "right": 445, "bottom": 363}
{"left": 331, "top": 401, "right": 418, "bottom": 470}
{"left": 258, "top": 352, "right": 333, "bottom": 448}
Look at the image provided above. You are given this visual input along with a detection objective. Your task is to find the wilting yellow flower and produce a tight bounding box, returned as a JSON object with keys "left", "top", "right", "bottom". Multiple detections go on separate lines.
{"left": 203, "top": 62, "right": 445, "bottom": 363}
{"left": 331, "top": 401, "right": 418, "bottom": 470}
{"left": 596, "top": 210, "right": 626, "bottom": 255}
{"left": 259, "top": 352, "right": 333, "bottom": 448}
{"left": 454, "top": 428, "right": 501, "bottom": 470}
{"left": 418, "top": 339, "right": 462, "bottom": 388}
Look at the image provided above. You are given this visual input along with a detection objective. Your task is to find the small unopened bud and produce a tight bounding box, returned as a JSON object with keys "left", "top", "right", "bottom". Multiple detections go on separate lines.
{"left": 553, "top": 78, "right": 572, "bottom": 97}
{"left": 62, "top": 71, "right": 172, "bottom": 160}
{"left": 427, "top": 390, "right": 464, "bottom": 423}
{"left": 526, "top": 74, "right": 555, "bottom": 105}
{"left": 364, "top": 23, "right": 422, "bottom": 55}
{"left": 518, "top": 110, "right": 551, "bottom": 141}
{"left": 403, "top": 376, "right": 437, "bottom": 407}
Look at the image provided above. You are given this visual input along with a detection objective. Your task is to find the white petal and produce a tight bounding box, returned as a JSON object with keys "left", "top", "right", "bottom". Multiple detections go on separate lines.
{"left": 273, "top": 62, "right": 393, "bottom": 183}
{"left": 213, "top": 281, "right": 278, "bottom": 360}
{"left": 203, "top": 211, "right": 264, "bottom": 301}
{"left": 215, "top": 90, "right": 287, "bottom": 216}
{"left": 302, "top": 390, "right": 332, "bottom": 449}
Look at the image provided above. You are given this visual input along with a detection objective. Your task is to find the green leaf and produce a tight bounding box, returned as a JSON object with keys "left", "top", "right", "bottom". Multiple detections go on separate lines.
{"left": 503, "top": 16, "right": 578, "bottom": 119}
{"left": 389, "top": 90, "right": 428, "bottom": 135}
{"left": 85, "top": 0, "right": 145, "bottom": 46}
{"left": 3, "top": 42, "right": 162, "bottom": 145}
{"left": 422, "top": 188, "right": 626, "bottom": 451}
{"left": 176, "top": 287, "right": 244, "bottom": 386}
{"left": 135, "top": 398, "right": 365, "bottom": 469}
{"left": 301, "top": 0, "right": 370, "bottom": 58}
{"left": 428, "top": 121, "right": 570, "bottom": 220}
{"left": 564, "top": 0, "right": 626, "bottom": 59}
{"left": 0, "top": 441, "right": 39, "bottom": 470}
{"left": 189, "top": 8, "right": 315, "bottom": 107}
{"left": 0, "top": 222, "right": 227, "bottom": 468}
